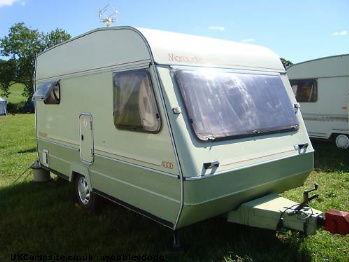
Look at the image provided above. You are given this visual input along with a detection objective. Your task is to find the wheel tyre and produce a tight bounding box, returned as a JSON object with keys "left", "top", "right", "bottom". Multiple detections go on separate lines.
{"left": 335, "top": 134, "right": 349, "bottom": 149}
{"left": 75, "top": 175, "right": 97, "bottom": 210}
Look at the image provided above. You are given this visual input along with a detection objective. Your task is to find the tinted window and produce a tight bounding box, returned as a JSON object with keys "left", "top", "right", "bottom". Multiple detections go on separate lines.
{"left": 290, "top": 79, "right": 317, "bottom": 102}
{"left": 174, "top": 69, "right": 299, "bottom": 141}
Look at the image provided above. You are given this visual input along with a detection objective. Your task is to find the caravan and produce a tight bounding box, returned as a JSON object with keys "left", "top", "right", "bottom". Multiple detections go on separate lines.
{"left": 287, "top": 54, "right": 349, "bottom": 148}
{"left": 33, "top": 26, "right": 321, "bottom": 236}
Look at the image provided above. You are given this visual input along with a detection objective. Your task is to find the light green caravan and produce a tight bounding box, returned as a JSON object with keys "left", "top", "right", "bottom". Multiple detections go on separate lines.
{"left": 287, "top": 54, "right": 349, "bottom": 149}
{"left": 33, "top": 26, "right": 318, "bottom": 238}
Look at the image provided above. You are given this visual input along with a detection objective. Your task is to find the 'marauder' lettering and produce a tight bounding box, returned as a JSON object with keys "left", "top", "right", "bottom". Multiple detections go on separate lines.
{"left": 168, "top": 53, "right": 204, "bottom": 64}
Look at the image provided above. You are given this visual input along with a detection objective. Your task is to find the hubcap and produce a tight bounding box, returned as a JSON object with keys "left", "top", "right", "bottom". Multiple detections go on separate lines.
{"left": 335, "top": 134, "right": 349, "bottom": 149}
{"left": 78, "top": 177, "right": 90, "bottom": 205}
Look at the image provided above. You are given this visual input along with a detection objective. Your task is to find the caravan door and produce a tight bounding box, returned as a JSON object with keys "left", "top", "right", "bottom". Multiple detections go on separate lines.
{"left": 79, "top": 113, "right": 94, "bottom": 164}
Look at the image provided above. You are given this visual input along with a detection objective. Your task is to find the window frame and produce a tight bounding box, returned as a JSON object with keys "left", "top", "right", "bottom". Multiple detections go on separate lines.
{"left": 173, "top": 68, "right": 299, "bottom": 141}
{"left": 113, "top": 68, "right": 161, "bottom": 133}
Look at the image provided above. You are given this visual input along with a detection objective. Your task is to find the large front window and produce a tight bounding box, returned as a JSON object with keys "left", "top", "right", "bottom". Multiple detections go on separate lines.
{"left": 174, "top": 69, "right": 299, "bottom": 141}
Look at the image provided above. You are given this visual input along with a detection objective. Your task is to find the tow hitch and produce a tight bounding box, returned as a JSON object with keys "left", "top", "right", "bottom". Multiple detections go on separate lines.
{"left": 294, "top": 183, "right": 319, "bottom": 212}
{"left": 227, "top": 184, "right": 349, "bottom": 235}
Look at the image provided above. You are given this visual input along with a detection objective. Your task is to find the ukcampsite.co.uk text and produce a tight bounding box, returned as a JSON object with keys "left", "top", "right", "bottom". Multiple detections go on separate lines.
{"left": 10, "top": 253, "right": 165, "bottom": 262}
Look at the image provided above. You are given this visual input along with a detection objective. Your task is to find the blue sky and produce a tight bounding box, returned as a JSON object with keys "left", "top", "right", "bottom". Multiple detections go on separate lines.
{"left": 0, "top": 0, "right": 348, "bottom": 63}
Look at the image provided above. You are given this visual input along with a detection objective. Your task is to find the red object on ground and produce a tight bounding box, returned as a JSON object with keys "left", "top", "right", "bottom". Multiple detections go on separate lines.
{"left": 324, "top": 210, "right": 349, "bottom": 235}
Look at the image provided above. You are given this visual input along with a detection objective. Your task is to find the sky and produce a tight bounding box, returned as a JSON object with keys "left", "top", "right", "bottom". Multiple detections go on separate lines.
{"left": 0, "top": 0, "right": 348, "bottom": 63}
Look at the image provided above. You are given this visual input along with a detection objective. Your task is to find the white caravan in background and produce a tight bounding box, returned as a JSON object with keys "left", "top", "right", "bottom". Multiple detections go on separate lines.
{"left": 287, "top": 54, "right": 349, "bottom": 148}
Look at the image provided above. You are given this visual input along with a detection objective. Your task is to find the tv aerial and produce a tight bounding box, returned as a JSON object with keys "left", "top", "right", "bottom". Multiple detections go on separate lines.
{"left": 99, "top": 4, "right": 118, "bottom": 27}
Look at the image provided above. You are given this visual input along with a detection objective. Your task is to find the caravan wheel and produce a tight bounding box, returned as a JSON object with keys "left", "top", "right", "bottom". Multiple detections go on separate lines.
{"left": 335, "top": 134, "right": 349, "bottom": 149}
{"left": 75, "top": 174, "right": 97, "bottom": 209}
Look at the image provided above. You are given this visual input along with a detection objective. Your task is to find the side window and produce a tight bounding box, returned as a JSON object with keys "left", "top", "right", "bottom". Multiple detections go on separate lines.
{"left": 290, "top": 79, "right": 317, "bottom": 102}
{"left": 44, "top": 82, "right": 60, "bottom": 104}
{"left": 113, "top": 69, "right": 161, "bottom": 133}
{"left": 32, "top": 80, "right": 60, "bottom": 104}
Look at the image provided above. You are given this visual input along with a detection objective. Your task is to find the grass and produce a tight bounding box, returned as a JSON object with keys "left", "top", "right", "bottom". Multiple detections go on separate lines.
{"left": 0, "top": 113, "right": 348, "bottom": 262}
{"left": 2, "top": 83, "right": 26, "bottom": 104}
{"left": 0, "top": 114, "right": 36, "bottom": 187}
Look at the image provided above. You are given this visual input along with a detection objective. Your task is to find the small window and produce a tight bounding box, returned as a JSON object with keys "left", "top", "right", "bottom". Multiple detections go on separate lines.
{"left": 290, "top": 79, "right": 317, "bottom": 102}
{"left": 32, "top": 80, "right": 60, "bottom": 104}
{"left": 113, "top": 69, "right": 160, "bottom": 133}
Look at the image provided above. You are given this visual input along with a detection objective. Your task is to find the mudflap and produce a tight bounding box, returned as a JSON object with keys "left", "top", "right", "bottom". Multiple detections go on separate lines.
{"left": 227, "top": 194, "right": 323, "bottom": 235}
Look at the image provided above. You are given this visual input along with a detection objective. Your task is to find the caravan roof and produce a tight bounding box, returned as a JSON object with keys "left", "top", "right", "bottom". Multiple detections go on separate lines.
{"left": 287, "top": 54, "right": 349, "bottom": 79}
{"left": 36, "top": 26, "right": 284, "bottom": 81}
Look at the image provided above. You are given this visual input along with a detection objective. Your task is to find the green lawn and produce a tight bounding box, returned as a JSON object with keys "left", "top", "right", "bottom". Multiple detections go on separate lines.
{"left": 0, "top": 114, "right": 348, "bottom": 262}
{"left": 3, "top": 83, "right": 26, "bottom": 104}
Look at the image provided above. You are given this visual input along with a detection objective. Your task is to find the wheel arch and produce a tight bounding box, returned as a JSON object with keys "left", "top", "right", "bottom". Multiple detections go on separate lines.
{"left": 69, "top": 163, "right": 93, "bottom": 189}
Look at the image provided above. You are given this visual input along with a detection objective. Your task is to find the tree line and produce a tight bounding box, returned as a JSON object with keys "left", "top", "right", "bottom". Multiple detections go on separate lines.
{"left": 0, "top": 23, "right": 71, "bottom": 101}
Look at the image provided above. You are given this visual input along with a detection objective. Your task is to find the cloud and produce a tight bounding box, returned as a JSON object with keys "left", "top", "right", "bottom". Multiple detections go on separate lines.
{"left": 0, "top": 0, "right": 24, "bottom": 7}
{"left": 208, "top": 26, "right": 225, "bottom": 31}
{"left": 241, "top": 38, "right": 256, "bottom": 43}
{"left": 333, "top": 30, "right": 348, "bottom": 36}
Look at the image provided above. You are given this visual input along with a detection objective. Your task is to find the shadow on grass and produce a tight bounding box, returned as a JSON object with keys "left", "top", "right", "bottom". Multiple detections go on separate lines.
{"left": 18, "top": 147, "right": 37, "bottom": 154}
{"left": 0, "top": 178, "right": 312, "bottom": 262}
{"left": 312, "top": 140, "right": 349, "bottom": 173}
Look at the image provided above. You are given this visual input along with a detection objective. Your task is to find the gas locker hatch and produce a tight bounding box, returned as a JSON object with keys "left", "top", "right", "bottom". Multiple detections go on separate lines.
{"left": 79, "top": 113, "right": 94, "bottom": 164}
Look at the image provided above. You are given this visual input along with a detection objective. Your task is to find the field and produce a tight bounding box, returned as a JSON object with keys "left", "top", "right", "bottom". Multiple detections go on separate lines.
{"left": 0, "top": 112, "right": 348, "bottom": 261}
{"left": 4, "top": 83, "right": 26, "bottom": 105}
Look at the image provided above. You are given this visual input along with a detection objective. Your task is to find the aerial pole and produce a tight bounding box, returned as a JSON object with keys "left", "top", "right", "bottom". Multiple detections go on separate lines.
{"left": 99, "top": 4, "right": 118, "bottom": 27}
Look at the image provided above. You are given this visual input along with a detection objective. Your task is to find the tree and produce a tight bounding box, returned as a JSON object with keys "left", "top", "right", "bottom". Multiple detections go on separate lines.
{"left": 0, "top": 58, "right": 16, "bottom": 97}
{"left": 0, "top": 23, "right": 71, "bottom": 98}
{"left": 280, "top": 58, "right": 293, "bottom": 69}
